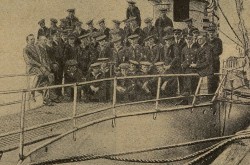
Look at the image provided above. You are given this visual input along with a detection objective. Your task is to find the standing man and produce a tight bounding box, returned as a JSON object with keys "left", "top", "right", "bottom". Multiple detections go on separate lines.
{"left": 64, "top": 34, "right": 78, "bottom": 61}
{"left": 128, "top": 17, "right": 145, "bottom": 45}
{"left": 73, "top": 21, "right": 87, "bottom": 46}
{"left": 127, "top": 34, "right": 144, "bottom": 62}
{"left": 98, "top": 19, "right": 110, "bottom": 39}
{"left": 143, "top": 17, "right": 157, "bottom": 38}
{"left": 49, "top": 18, "right": 59, "bottom": 37}
{"left": 144, "top": 35, "right": 163, "bottom": 64}
{"left": 59, "top": 18, "right": 69, "bottom": 31}
{"left": 37, "top": 19, "right": 49, "bottom": 39}
{"left": 65, "top": 9, "right": 79, "bottom": 29}
{"left": 86, "top": 20, "right": 98, "bottom": 33}
{"left": 173, "top": 29, "right": 186, "bottom": 51}
{"left": 155, "top": 8, "right": 173, "bottom": 43}
{"left": 126, "top": 0, "right": 141, "bottom": 27}
{"left": 96, "top": 35, "right": 112, "bottom": 59}
{"left": 207, "top": 27, "right": 223, "bottom": 93}
{"left": 183, "top": 18, "right": 196, "bottom": 34}
{"left": 112, "top": 37, "right": 129, "bottom": 66}
{"left": 110, "top": 20, "right": 125, "bottom": 41}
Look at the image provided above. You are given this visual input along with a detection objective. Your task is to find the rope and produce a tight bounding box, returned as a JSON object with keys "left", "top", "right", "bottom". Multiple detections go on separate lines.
{"left": 218, "top": 29, "right": 243, "bottom": 48}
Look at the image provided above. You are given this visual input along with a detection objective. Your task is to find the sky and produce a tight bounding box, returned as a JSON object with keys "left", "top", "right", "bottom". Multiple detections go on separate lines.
{"left": 0, "top": 0, "right": 249, "bottom": 76}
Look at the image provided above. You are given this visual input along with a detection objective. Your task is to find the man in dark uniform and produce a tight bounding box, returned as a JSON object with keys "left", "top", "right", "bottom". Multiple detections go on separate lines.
{"left": 191, "top": 31, "right": 214, "bottom": 94}
{"left": 181, "top": 33, "right": 200, "bottom": 97}
{"left": 162, "top": 34, "right": 181, "bottom": 74}
{"left": 48, "top": 18, "right": 59, "bottom": 37}
{"left": 59, "top": 18, "right": 69, "bottom": 31}
{"left": 127, "top": 60, "right": 140, "bottom": 101}
{"left": 86, "top": 19, "right": 98, "bottom": 33}
{"left": 123, "top": 19, "right": 132, "bottom": 46}
{"left": 37, "top": 19, "right": 49, "bottom": 39}
{"left": 65, "top": 9, "right": 79, "bottom": 29}
{"left": 144, "top": 35, "right": 163, "bottom": 64}
{"left": 85, "top": 62, "right": 107, "bottom": 102}
{"left": 192, "top": 28, "right": 200, "bottom": 45}
{"left": 126, "top": 0, "right": 141, "bottom": 27}
{"left": 77, "top": 33, "right": 92, "bottom": 76}
{"left": 207, "top": 27, "right": 223, "bottom": 93}
{"left": 97, "top": 19, "right": 110, "bottom": 39}
{"left": 128, "top": 17, "right": 145, "bottom": 45}
{"left": 73, "top": 21, "right": 87, "bottom": 46}
{"left": 183, "top": 18, "right": 196, "bottom": 34}
{"left": 96, "top": 35, "right": 112, "bottom": 59}
{"left": 64, "top": 59, "right": 85, "bottom": 101}
{"left": 127, "top": 34, "right": 145, "bottom": 62}
{"left": 173, "top": 29, "right": 186, "bottom": 51}
{"left": 143, "top": 17, "right": 157, "bottom": 38}
{"left": 112, "top": 37, "right": 129, "bottom": 66}
{"left": 155, "top": 8, "right": 173, "bottom": 43}
{"left": 110, "top": 20, "right": 125, "bottom": 42}
{"left": 63, "top": 34, "right": 78, "bottom": 61}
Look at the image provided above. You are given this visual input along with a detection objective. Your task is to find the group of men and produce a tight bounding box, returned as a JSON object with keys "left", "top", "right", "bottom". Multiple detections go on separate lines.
{"left": 23, "top": 0, "right": 223, "bottom": 106}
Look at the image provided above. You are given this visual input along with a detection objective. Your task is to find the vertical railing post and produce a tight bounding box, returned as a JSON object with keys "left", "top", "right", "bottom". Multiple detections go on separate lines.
{"left": 62, "top": 72, "right": 65, "bottom": 96}
{"left": 177, "top": 76, "right": 180, "bottom": 95}
{"left": 26, "top": 74, "right": 31, "bottom": 110}
{"left": 191, "top": 77, "right": 203, "bottom": 112}
{"left": 112, "top": 77, "right": 117, "bottom": 127}
{"left": 154, "top": 76, "right": 162, "bottom": 120}
{"left": 72, "top": 83, "right": 77, "bottom": 140}
{"left": 19, "top": 91, "right": 26, "bottom": 161}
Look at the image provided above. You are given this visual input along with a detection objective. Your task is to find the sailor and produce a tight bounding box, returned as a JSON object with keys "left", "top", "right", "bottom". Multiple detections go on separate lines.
{"left": 126, "top": 0, "right": 141, "bottom": 27}
{"left": 97, "top": 18, "right": 110, "bottom": 39}
{"left": 86, "top": 19, "right": 98, "bottom": 33}
{"left": 173, "top": 29, "right": 186, "bottom": 51}
{"left": 85, "top": 62, "right": 106, "bottom": 102}
{"left": 127, "top": 34, "right": 144, "bottom": 62}
{"left": 49, "top": 18, "right": 59, "bottom": 37}
{"left": 112, "top": 37, "right": 129, "bottom": 67}
{"left": 189, "top": 31, "right": 214, "bottom": 94}
{"left": 77, "top": 33, "right": 91, "bottom": 76}
{"left": 181, "top": 33, "right": 200, "bottom": 96}
{"left": 144, "top": 35, "right": 163, "bottom": 64}
{"left": 192, "top": 28, "right": 200, "bottom": 44}
{"left": 143, "top": 17, "right": 157, "bottom": 38}
{"left": 63, "top": 34, "right": 78, "bottom": 61}
{"left": 127, "top": 16, "right": 145, "bottom": 45}
{"left": 155, "top": 8, "right": 173, "bottom": 43}
{"left": 110, "top": 20, "right": 125, "bottom": 41}
{"left": 65, "top": 9, "right": 79, "bottom": 29}
{"left": 207, "top": 27, "right": 223, "bottom": 93}
{"left": 183, "top": 18, "right": 196, "bottom": 34}
{"left": 155, "top": 61, "right": 177, "bottom": 97}
{"left": 123, "top": 18, "right": 132, "bottom": 46}
{"left": 138, "top": 61, "right": 155, "bottom": 100}
{"left": 59, "top": 18, "right": 69, "bottom": 31}
{"left": 89, "top": 32, "right": 101, "bottom": 64}
{"left": 127, "top": 60, "right": 140, "bottom": 100}
{"left": 64, "top": 59, "right": 85, "bottom": 101}
{"left": 96, "top": 35, "right": 112, "bottom": 59}
{"left": 73, "top": 21, "right": 87, "bottom": 45}
{"left": 116, "top": 63, "right": 130, "bottom": 102}
{"left": 37, "top": 19, "right": 49, "bottom": 39}
{"left": 60, "top": 30, "right": 68, "bottom": 45}
{"left": 162, "top": 34, "right": 181, "bottom": 74}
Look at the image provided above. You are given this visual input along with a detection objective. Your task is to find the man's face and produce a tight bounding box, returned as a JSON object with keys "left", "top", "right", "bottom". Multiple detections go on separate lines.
{"left": 128, "top": 4, "right": 133, "bottom": 8}
{"left": 80, "top": 38, "right": 89, "bottom": 47}
{"left": 193, "top": 32, "right": 199, "bottom": 38}
{"left": 114, "top": 41, "right": 121, "bottom": 48}
{"left": 129, "top": 63, "right": 136, "bottom": 70}
{"left": 68, "top": 12, "right": 74, "bottom": 17}
{"left": 27, "top": 35, "right": 35, "bottom": 45}
{"left": 149, "top": 38, "right": 154, "bottom": 45}
{"left": 121, "top": 68, "right": 127, "bottom": 76}
{"left": 146, "top": 22, "right": 152, "bottom": 27}
{"left": 50, "top": 22, "right": 56, "bottom": 27}
{"left": 114, "top": 23, "right": 119, "bottom": 29}
{"left": 101, "top": 62, "right": 108, "bottom": 69}
{"left": 69, "top": 65, "right": 77, "bottom": 72}
{"left": 208, "top": 31, "right": 216, "bottom": 40}
{"left": 185, "top": 37, "right": 193, "bottom": 45}
{"left": 99, "top": 22, "right": 105, "bottom": 29}
{"left": 88, "top": 24, "right": 94, "bottom": 29}
{"left": 164, "top": 39, "right": 173, "bottom": 46}
{"left": 99, "top": 40, "right": 106, "bottom": 47}
{"left": 129, "top": 38, "right": 138, "bottom": 45}
{"left": 157, "top": 66, "right": 165, "bottom": 73}
{"left": 92, "top": 68, "right": 100, "bottom": 74}
{"left": 161, "top": 13, "right": 166, "bottom": 18}
{"left": 141, "top": 65, "right": 150, "bottom": 73}
{"left": 186, "top": 21, "right": 192, "bottom": 28}
{"left": 40, "top": 22, "right": 45, "bottom": 28}
{"left": 174, "top": 33, "right": 181, "bottom": 40}
{"left": 39, "top": 36, "right": 47, "bottom": 46}
{"left": 68, "top": 38, "right": 75, "bottom": 45}
{"left": 197, "top": 36, "right": 206, "bottom": 45}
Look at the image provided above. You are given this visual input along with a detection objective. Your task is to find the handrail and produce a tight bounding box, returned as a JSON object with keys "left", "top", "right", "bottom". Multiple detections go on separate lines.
{"left": 0, "top": 73, "right": 35, "bottom": 79}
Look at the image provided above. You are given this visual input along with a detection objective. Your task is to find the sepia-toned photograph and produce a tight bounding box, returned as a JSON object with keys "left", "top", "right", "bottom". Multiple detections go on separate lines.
{"left": 0, "top": 0, "right": 249, "bottom": 164}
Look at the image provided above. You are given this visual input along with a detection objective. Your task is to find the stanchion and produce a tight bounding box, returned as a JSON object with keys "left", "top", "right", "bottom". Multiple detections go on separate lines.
{"left": 19, "top": 91, "right": 26, "bottom": 161}
{"left": 191, "top": 77, "right": 203, "bottom": 112}
{"left": 72, "top": 83, "right": 77, "bottom": 141}
{"left": 177, "top": 76, "right": 180, "bottom": 95}
{"left": 112, "top": 78, "right": 117, "bottom": 127}
{"left": 154, "top": 77, "right": 162, "bottom": 120}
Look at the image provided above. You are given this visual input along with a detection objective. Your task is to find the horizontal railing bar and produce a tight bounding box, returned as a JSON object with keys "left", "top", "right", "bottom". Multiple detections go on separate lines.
{"left": 0, "top": 73, "right": 35, "bottom": 79}
{"left": 0, "top": 100, "right": 22, "bottom": 106}
{"left": 23, "top": 101, "right": 214, "bottom": 160}
{"left": 74, "top": 106, "right": 113, "bottom": 119}
{"left": 0, "top": 73, "right": 222, "bottom": 94}
{"left": 116, "top": 99, "right": 156, "bottom": 107}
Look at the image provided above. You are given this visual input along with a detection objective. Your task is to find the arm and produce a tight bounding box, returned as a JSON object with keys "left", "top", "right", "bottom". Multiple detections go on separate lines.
{"left": 23, "top": 48, "right": 42, "bottom": 68}
{"left": 196, "top": 47, "right": 213, "bottom": 69}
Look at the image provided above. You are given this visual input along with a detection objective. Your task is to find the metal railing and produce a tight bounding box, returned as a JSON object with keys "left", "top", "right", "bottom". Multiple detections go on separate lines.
{"left": 0, "top": 73, "right": 221, "bottom": 164}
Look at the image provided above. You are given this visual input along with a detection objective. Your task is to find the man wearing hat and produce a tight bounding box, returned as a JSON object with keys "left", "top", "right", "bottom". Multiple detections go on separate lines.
{"left": 86, "top": 20, "right": 98, "bottom": 33}
{"left": 183, "top": 18, "right": 196, "bottom": 34}
{"left": 49, "top": 18, "right": 59, "bottom": 37}
{"left": 190, "top": 31, "right": 214, "bottom": 93}
{"left": 127, "top": 60, "right": 140, "bottom": 101}
{"left": 59, "top": 18, "right": 69, "bottom": 31}
{"left": 173, "top": 29, "right": 186, "bottom": 51}
{"left": 180, "top": 33, "right": 200, "bottom": 97}
{"left": 65, "top": 9, "right": 79, "bottom": 29}
{"left": 208, "top": 27, "right": 222, "bottom": 93}
{"left": 110, "top": 20, "right": 125, "bottom": 41}
{"left": 123, "top": 19, "right": 132, "bottom": 46}
{"left": 64, "top": 34, "right": 78, "bottom": 61}
{"left": 73, "top": 21, "right": 87, "bottom": 46}
{"left": 144, "top": 35, "right": 163, "bottom": 64}
{"left": 96, "top": 35, "right": 112, "bottom": 59}
{"left": 37, "top": 19, "right": 49, "bottom": 39}
{"left": 162, "top": 34, "right": 181, "bottom": 74}
{"left": 126, "top": 0, "right": 141, "bottom": 27}
{"left": 97, "top": 19, "right": 110, "bottom": 39}
{"left": 143, "top": 17, "right": 157, "bottom": 38}
{"left": 155, "top": 8, "right": 173, "bottom": 43}
{"left": 127, "top": 34, "right": 144, "bottom": 62}
{"left": 116, "top": 63, "right": 130, "bottom": 102}
{"left": 112, "top": 37, "right": 129, "bottom": 66}
{"left": 128, "top": 17, "right": 145, "bottom": 45}
{"left": 85, "top": 62, "right": 107, "bottom": 102}
{"left": 192, "top": 28, "right": 200, "bottom": 44}
{"left": 155, "top": 61, "right": 178, "bottom": 97}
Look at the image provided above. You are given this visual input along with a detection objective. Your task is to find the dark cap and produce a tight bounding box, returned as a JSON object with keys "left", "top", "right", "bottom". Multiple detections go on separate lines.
{"left": 192, "top": 28, "right": 199, "bottom": 33}
{"left": 75, "top": 21, "right": 83, "bottom": 26}
{"left": 207, "top": 26, "right": 216, "bottom": 32}
{"left": 173, "top": 29, "right": 182, "bottom": 34}
{"left": 67, "top": 9, "right": 75, "bottom": 13}
{"left": 144, "top": 35, "right": 155, "bottom": 42}
{"left": 50, "top": 18, "right": 58, "bottom": 24}
{"left": 65, "top": 59, "right": 78, "bottom": 66}
{"left": 163, "top": 35, "right": 174, "bottom": 40}
{"left": 127, "top": 0, "right": 136, "bottom": 4}
{"left": 144, "top": 17, "right": 153, "bottom": 23}
{"left": 159, "top": 8, "right": 169, "bottom": 13}
{"left": 86, "top": 19, "right": 94, "bottom": 25}
{"left": 96, "top": 35, "right": 106, "bottom": 41}
{"left": 38, "top": 19, "right": 45, "bottom": 25}
{"left": 129, "top": 60, "right": 139, "bottom": 65}
{"left": 128, "top": 34, "right": 139, "bottom": 40}
{"left": 68, "top": 33, "right": 76, "bottom": 39}
{"left": 112, "top": 20, "right": 121, "bottom": 25}
{"left": 98, "top": 18, "right": 105, "bottom": 25}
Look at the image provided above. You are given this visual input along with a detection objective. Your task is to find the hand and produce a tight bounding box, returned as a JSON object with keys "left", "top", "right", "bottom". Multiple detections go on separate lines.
{"left": 164, "top": 65, "right": 171, "bottom": 70}
{"left": 117, "top": 86, "right": 126, "bottom": 92}
{"left": 161, "top": 81, "right": 168, "bottom": 91}
{"left": 90, "top": 85, "right": 96, "bottom": 92}
{"left": 190, "top": 63, "right": 197, "bottom": 68}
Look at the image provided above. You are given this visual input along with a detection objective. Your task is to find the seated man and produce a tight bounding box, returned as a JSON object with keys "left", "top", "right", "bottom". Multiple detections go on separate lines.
{"left": 85, "top": 62, "right": 107, "bottom": 102}
{"left": 64, "top": 60, "right": 85, "bottom": 101}
{"left": 127, "top": 60, "right": 140, "bottom": 101}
